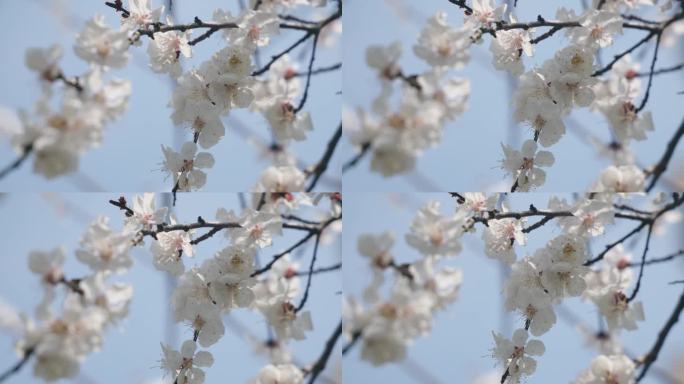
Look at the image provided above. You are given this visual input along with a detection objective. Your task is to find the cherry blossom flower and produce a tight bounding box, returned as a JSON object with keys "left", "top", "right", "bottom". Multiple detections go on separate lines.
{"left": 160, "top": 340, "right": 214, "bottom": 384}
{"left": 162, "top": 142, "right": 215, "bottom": 191}
{"left": 593, "top": 288, "right": 645, "bottom": 331}
{"left": 491, "top": 328, "right": 545, "bottom": 383}
{"left": 501, "top": 140, "right": 555, "bottom": 191}
{"left": 75, "top": 216, "right": 133, "bottom": 273}
{"left": 254, "top": 165, "right": 306, "bottom": 192}
{"left": 252, "top": 364, "right": 303, "bottom": 384}
{"left": 596, "top": 165, "right": 645, "bottom": 192}
{"left": 574, "top": 354, "right": 636, "bottom": 384}
{"left": 414, "top": 12, "right": 470, "bottom": 68}
{"left": 122, "top": 0, "right": 164, "bottom": 29}
{"left": 125, "top": 193, "right": 168, "bottom": 232}
{"left": 150, "top": 216, "right": 195, "bottom": 276}
{"left": 74, "top": 15, "right": 130, "bottom": 68}
{"left": 568, "top": 10, "right": 624, "bottom": 48}
{"left": 147, "top": 28, "right": 192, "bottom": 78}
{"left": 263, "top": 99, "right": 313, "bottom": 142}
{"left": 229, "top": 10, "right": 280, "bottom": 49}
{"left": 25, "top": 45, "right": 63, "bottom": 82}
{"left": 405, "top": 201, "right": 464, "bottom": 257}
{"left": 260, "top": 297, "right": 313, "bottom": 341}
{"left": 482, "top": 217, "right": 526, "bottom": 265}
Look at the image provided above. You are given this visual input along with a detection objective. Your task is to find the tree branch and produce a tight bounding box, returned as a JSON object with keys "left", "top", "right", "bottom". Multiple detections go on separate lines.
{"left": 646, "top": 118, "right": 684, "bottom": 192}
{"left": 341, "top": 143, "right": 370, "bottom": 173}
{"left": 306, "top": 321, "right": 342, "bottom": 384}
{"left": 306, "top": 123, "right": 342, "bottom": 192}
{"left": 627, "top": 224, "right": 653, "bottom": 302}
{"left": 0, "top": 348, "right": 34, "bottom": 383}
{"left": 636, "top": 288, "right": 684, "bottom": 382}
{"left": 296, "top": 234, "right": 321, "bottom": 312}
{"left": 0, "top": 144, "right": 32, "bottom": 182}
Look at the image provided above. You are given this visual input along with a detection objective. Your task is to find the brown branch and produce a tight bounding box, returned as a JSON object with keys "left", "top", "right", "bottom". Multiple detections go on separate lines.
{"left": 296, "top": 234, "right": 321, "bottom": 312}
{"left": 636, "top": 33, "right": 662, "bottom": 112}
{"left": 251, "top": 215, "right": 341, "bottom": 277}
{"left": 626, "top": 249, "right": 684, "bottom": 267}
{"left": 306, "top": 321, "right": 342, "bottom": 384}
{"left": 294, "top": 33, "right": 320, "bottom": 113}
{"left": 636, "top": 288, "right": 684, "bottom": 382}
{"left": 0, "top": 348, "right": 34, "bottom": 383}
{"left": 108, "top": 197, "right": 241, "bottom": 243}
{"left": 293, "top": 62, "right": 341, "bottom": 77}
{"left": 646, "top": 117, "right": 684, "bottom": 192}
{"left": 0, "top": 144, "right": 33, "bottom": 181}
{"left": 106, "top": 2, "right": 238, "bottom": 43}
{"left": 446, "top": 0, "right": 473, "bottom": 14}
{"left": 635, "top": 61, "right": 684, "bottom": 77}
{"left": 342, "top": 330, "right": 362, "bottom": 355}
{"left": 585, "top": 194, "right": 684, "bottom": 266}
{"left": 341, "top": 143, "right": 370, "bottom": 173}
{"left": 306, "top": 123, "right": 342, "bottom": 192}
{"left": 293, "top": 263, "right": 341, "bottom": 276}
{"left": 253, "top": 3, "right": 341, "bottom": 77}
{"left": 628, "top": 225, "right": 653, "bottom": 302}
{"left": 593, "top": 31, "right": 658, "bottom": 77}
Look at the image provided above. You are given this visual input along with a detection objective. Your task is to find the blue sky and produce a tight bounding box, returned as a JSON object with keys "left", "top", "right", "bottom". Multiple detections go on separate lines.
{"left": 341, "top": 0, "right": 684, "bottom": 192}
{"left": 0, "top": 193, "right": 341, "bottom": 383}
{"left": 342, "top": 193, "right": 684, "bottom": 384}
{"left": 0, "top": 0, "right": 341, "bottom": 192}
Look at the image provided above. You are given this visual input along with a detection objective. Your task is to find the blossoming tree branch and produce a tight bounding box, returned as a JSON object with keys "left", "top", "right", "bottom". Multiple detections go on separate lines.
{"left": 343, "top": 0, "right": 684, "bottom": 192}
{"left": 0, "top": 0, "right": 342, "bottom": 198}
{"left": 0, "top": 192, "right": 342, "bottom": 384}
{"left": 342, "top": 192, "right": 684, "bottom": 384}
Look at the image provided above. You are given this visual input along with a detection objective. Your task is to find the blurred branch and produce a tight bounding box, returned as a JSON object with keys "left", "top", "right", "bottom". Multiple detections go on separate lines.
{"left": 306, "top": 123, "right": 342, "bottom": 192}
{"left": 305, "top": 321, "right": 342, "bottom": 384}
{"left": 636, "top": 288, "right": 684, "bottom": 382}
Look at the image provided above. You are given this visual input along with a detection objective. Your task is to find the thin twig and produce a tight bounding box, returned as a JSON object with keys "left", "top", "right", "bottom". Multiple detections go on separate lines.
{"left": 341, "top": 143, "right": 370, "bottom": 173}
{"left": 0, "top": 144, "right": 33, "bottom": 181}
{"left": 628, "top": 225, "right": 653, "bottom": 302}
{"left": 296, "top": 234, "right": 321, "bottom": 312}
{"left": 636, "top": 288, "right": 684, "bottom": 381}
{"left": 646, "top": 118, "right": 684, "bottom": 192}
{"left": 306, "top": 321, "right": 342, "bottom": 384}
{"left": 306, "top": 123, "right": 342, "bottom": 192}
{"left": 0, "top": 348, "right": 34, "bottom": 383}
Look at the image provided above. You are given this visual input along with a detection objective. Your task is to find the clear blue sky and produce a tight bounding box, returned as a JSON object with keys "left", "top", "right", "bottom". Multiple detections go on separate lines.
{"left": 341, "top": 0, "right": 684, "bottom": 192}
{"left": 0, "top": 193, "right": 341, "bottom": 383}
{"left": 343, "top": 193, "right": 684, "bottom": 384}
{"left": 0, "top": 0, "right": 341, "bottom": 192}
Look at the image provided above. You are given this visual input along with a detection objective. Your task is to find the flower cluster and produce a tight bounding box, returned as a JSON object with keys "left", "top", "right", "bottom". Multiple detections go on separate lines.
{"left": 7, "top": 192, "right": 342, "bottom": 383}
{"left": 344, "top": 0, "right": 684, "bottom": 193}
{"left": 343, "top": 200, "right": 465, "bottom": 365}
{"left": 1, "top": 0, "right": 342, "bottom": 194}
{"left": 345, "top": 11, "right": 471, "bottom": 176}
{"left": 17, "top": 222, "right": 134, "bottom": 381}
{"left": 10, "top": 43, "right": 131, "bottom": 178}
{"left": 345, "top": 192, "right": 684, "bottom": 384}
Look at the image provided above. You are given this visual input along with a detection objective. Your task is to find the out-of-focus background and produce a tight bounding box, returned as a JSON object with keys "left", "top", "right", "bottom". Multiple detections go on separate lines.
{"left": 341, "top": 0, "right": 684, "bottom": 192}
{"left": 0, "top": 0, "right": 342, "bottom": 192}
{"left": 0, "top": 193, "right": 342, "bottom": 383}
{"left": 343, "top": 193, "right": 684, "bottom": 384}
